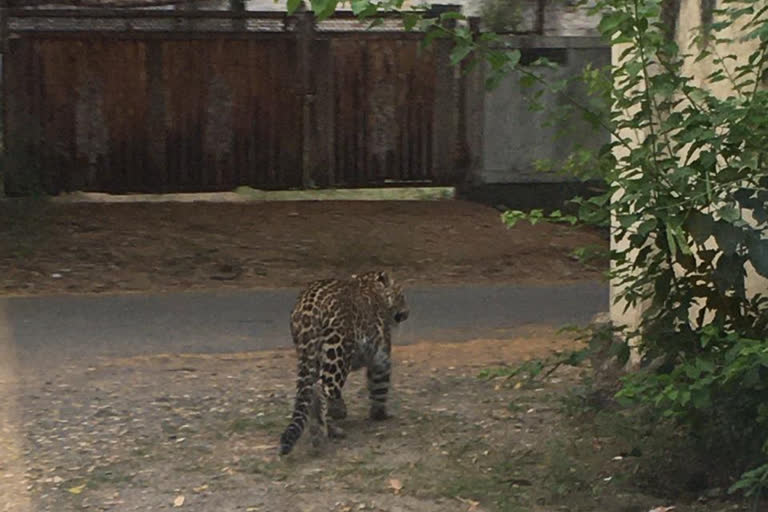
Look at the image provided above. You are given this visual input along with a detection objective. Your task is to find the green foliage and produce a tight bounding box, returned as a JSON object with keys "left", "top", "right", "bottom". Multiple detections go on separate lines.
{"left": 570, "top": 244, "right": 610, "bottom": 267}
{"left": 503, "top": 0, "right": 768, "bottom": 499}
{"left": 501, "top": 208, "right": 579, "bottom": 228}
{"left": 730, "top": 463, "right": 768, "bottom": 507}
{"left": 324, "top": 0, "right": 768, "bottom": 501}
{"left": 479, "top": 0, "right": 523, "bottom": 33}
{"left": 478, "top": 324, "right": 625, "bottom": 384}
{"left": 618, "top": 328, "right": 768, "bottom": 506}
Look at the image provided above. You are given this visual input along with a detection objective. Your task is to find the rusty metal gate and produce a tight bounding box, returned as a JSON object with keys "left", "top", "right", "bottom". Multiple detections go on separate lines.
{"left": 2, "top": 7, "right": 482, "bottom": 194}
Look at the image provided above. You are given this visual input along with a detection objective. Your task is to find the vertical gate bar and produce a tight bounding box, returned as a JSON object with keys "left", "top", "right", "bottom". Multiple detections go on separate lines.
{"left": 357, "top": 40, "right": 366, "bottom": 187}
{"left": 464, "top": 16, "right": 485, "bottom": 187}
{"left": 146, "top": 41, "right": 166, "bottom": 192}
{"left": 0, "top": 0, "right": 8, "bottom": 196}
{"left": 297, "top": 8, "right": 314, "bottom": 189}
{"left": 325, "top": 41, "right": 335, "bottom": 187}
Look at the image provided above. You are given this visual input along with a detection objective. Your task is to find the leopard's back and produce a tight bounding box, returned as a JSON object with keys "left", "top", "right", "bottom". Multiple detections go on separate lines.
{"left": 279, "top": 272, "right": 409, "bottom": 455}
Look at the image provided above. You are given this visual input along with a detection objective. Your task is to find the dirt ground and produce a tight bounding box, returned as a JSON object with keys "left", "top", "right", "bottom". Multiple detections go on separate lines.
{"left": 0, "top": 199, "right": 606, "bottom": 296}
{"left": 0, "top": 330, "right": 747, "bottom": 512}
{"left": 1, "top": 199, "right": 749, "bottom": 511}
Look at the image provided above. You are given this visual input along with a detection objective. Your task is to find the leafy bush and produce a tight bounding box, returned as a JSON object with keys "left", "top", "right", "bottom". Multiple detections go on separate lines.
{"left": 496, "top": 0, "right": 768, "bottom": 499}
{"left": 296, "top": 0, "right": 768, "bottom": 501}
{"left": 618, "top": 328, "right": 768, "bottom": 501}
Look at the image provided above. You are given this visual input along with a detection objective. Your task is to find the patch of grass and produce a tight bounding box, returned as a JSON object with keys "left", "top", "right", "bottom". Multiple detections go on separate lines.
{"left": 505, "top": 401, "right": 528, "bottom": 414}
{"left": 173, "top": 462, "right": 208, "bottom": 474}
{"left": 398, "top": 441, "right": 539, "bottom": 511}
{"left": 229, "top": 417, "right": 262, "bottom": 433}
{"left": 0, "top": 199, "right": 54, "bottom": 259}
{"left": 446, "top": 437, "right": 491, "bottom": 459}
{"left": 541, "top": 382, "right": 756, "bottom": 511}
{"left": 236, "top": 457, "right": 284, "bottom": 478}
{"left": 233, "top": 186, "right": 455, "bottom": 202}
{"left": 439, "top": 468, "right": 530, "bottom": 512}
{"left": 87, "top": 466, "right": 135, "bottom": 488}
{"left": 330, "top": 449, "right": 395, "bottom": 493}
{"left": 131, "top": 446, "right": 152, "bottom": 458}
{"left": 541, "top": 439, "right": 590, "bottom": 500}
{"left": 228, "top": 411, "right": 284, "bottom": 435}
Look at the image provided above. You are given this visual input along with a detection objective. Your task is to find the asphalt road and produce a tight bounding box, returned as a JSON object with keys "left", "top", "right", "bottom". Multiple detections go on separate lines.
{"left": 3, "top": 282, "right": 608, "bottom": 365}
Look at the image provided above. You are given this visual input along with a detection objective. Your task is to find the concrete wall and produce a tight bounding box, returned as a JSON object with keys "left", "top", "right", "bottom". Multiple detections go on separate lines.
{"left": 609, "top": 0, "right": 768, "bottom": 337}
{"left": 32, "top": 0, "right": 599, "bottom": 36}
{"left": 477, "top": 36, "right": 610, "bottom": 184}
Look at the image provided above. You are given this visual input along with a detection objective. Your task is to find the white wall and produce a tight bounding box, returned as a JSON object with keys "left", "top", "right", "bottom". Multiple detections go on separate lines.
{"left": 609, "top": 0, "right": 768, "bottom": 342}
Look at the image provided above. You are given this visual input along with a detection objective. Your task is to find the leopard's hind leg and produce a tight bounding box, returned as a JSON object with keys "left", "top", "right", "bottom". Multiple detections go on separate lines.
{"left": 308, "top": 379, "right": 345, "bottom": 450}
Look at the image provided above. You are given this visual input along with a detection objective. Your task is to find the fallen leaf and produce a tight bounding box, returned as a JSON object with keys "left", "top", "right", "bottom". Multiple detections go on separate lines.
{"left": 192, "top": 484, "right": 208, "bottom": 493}
{"left": 67, "top": 484, "right": 86, "bottom": 495}
{"left": 173, "top": 495, "right": 185, "bottom": 507}
{"left": 456, "top": 496, "right": 480, "bottom": 511}
{"left": 389, "top": 478, "right": 403, "bottom": 494}
{"left": 648, "top": 507, "right": 675, "bottom": 512}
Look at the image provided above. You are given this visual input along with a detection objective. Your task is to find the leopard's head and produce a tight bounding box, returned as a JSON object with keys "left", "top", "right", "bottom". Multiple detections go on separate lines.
{"left": 354, "top": 271, "right": 409, "bottom": 323}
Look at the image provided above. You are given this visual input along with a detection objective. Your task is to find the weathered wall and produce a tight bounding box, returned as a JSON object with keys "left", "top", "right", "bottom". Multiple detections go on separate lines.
{"left": 609, "top": 0, "right": 768, "bottom": 336}
{"left": 477, "top": 36, "right": 610, "bottom": 184}
{"left": 28, "top": 0, "right": 599, "bottom": 36}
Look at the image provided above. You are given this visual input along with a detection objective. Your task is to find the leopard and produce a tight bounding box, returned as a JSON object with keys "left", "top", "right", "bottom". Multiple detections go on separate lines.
{"left": 278, "top": 271, "right": 409, "bottom": 455}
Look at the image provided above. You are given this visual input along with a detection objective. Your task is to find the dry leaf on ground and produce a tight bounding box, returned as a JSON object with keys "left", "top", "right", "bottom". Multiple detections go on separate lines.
{"left": 456, "top": 496, "right": 480, "bottom": 511}
{"left": 388, "top": 478, "right": 403, "bottom": 494}
{"left": 67, "top": 484, "right": 85, "bottom": 495}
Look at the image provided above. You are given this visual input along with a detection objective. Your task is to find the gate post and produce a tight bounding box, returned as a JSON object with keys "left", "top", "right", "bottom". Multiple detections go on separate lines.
{"left": 0, "top": 0, "right": 7, "bottom": 197}
{"left": 459, "top": 16, "right": 485, "bottom": 187}
{"left": 429, "top": 4, "right": 462, "bottom": 184}
{"left": 296, "top": 5, "right": 316, "bottom": 189}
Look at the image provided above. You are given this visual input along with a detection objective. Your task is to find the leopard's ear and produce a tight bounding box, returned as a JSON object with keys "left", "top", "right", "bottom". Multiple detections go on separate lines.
{"left": 376, "top": 271, "right": 390, "bottom": 286}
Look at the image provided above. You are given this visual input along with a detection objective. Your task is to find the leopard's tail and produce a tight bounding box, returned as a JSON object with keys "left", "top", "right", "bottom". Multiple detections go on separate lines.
{"left": 279, "top": 361, "right": 318, "bottom": 455}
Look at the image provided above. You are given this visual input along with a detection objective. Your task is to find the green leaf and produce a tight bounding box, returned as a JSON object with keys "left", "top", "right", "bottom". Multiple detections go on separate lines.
{"left": 309, "top": 0, "right": 336, "bottom": 19}
{"left": 692, "top": 388, "right": 711, "bottom": 409}
{"left": 350, "top": 0, "right": 369, "bottom": 15}
{"left": 619, "top": 214, "right": 639, "bottom": 229}
{"left": 685, "top": 211, "right": 714, "bottom": 245}
{"left": 449, "top": 44, "right": 472, "bottom": 66}
{"left": 746, "top": 233, "right": 768, "bottom": 278}
{"left": 636, "top": 218, "right": 657, "bottom": 237}
{"left": 672, "top": 226, "right": 693, "bottom": 255}
{"left": 718, "top": 205, "right": 741, "bottom": 223}
{"left": 439, "top": 11, "right": 465, "bottom": 22}
{"left": 287, "top": 0, "right": 303, "bottom": 14}
{"left": 665, "top": 228, "right": 678, "bottom": 258}
{"left": 598, "top": 12, "right": 627, "bottom": 36}
{"left": 713, "top": 221, "right": 745, "bottom": 255}
{"left": 403, "top": 12, "right": 420, "bottom": 31}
